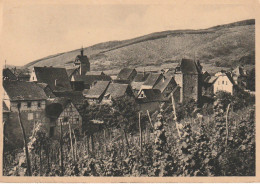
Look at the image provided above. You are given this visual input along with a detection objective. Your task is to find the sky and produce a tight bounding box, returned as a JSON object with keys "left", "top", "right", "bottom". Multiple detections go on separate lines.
{"left": 0, "top": 0, "right": 257, "bottom": 66}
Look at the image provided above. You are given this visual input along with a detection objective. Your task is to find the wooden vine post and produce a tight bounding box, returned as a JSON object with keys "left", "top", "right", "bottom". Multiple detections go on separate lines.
{"left": 59, "top": 119, "right": 64, "bottom": 176}
{"left": 138, "top": 112, "right": 142, "bottom": 153}
{"left": 68, "top": 122, "right": 75, "bottom": 162}
{"left": 171, "top": 92, "right": 181, "bottom": 138}
{"left": 17, "top": 107, "right": 32, "bottom": 176}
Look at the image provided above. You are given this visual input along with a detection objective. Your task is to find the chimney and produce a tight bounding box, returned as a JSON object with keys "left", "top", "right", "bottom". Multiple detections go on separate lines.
{"left": 55, "top": 79, "right": 58, "bottom": 86}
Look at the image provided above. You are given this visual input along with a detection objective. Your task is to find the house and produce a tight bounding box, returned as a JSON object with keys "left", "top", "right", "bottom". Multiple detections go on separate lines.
{"left": 174, "top": 59, "right": 202, "bottom": 103}
{"left": 153, "top": 76, "right": 178, "bottom": 99}
{"left": 213, "top": 71, "right": 236, "bottom": 95}
{"left": 202, "top": 75, "right": 218, "bottom": 96}
{"left": 3, "top": 81, "right": 49, "bottom": 147}
{"left": 74, "top": 48, "right": 90, "bottom": 75}
{"left": 131, "top": 72, "right": 150, "bottom": 95}
{"left": 71, "top": 74, "right": 112, "bottom": 90}
{"left": 231, "top": 66, "right": 248, "bottom": 89}
{"left": 116, "top": 68, "right": 137, "bottom": 83}
{"left": 83, "top": 81, "right": 111, "bottom": 104}
{"left": 136, "top": 89, "right": 167, "bottom": 112}
{"left": 3, "top": 68, "right": 17, "bottom": 81}
{"left": 30, "top": 66, "right": 72, "bottom": 92}
{"left": 102, "top": 83, "right": 134, "bottom": 104}
{"left": 46, "top": 97, "right": 83, "bottom": 138}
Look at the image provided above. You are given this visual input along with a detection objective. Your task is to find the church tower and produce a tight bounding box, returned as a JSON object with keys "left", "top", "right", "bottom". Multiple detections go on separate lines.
{"left": 74, "top": 47, "right": 90, "bottom": 75}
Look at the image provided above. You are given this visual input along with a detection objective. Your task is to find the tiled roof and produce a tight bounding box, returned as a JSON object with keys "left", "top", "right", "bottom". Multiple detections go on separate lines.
{"left": 53, "top": 91, "right": 85, "bottom": 105}
{"left": 117, "top": 68, "right": 136, "bottom": 80}
{"left": 131, "top": 81, "right": 144, "bottom": 91}
{"left": 175, "top": 59, "right": 201, "bottom": 74}
{"left": 204, "top": 76, "right": 218, "bottom": 84}
{"left": 137, "top": 89, "right": 167, "bottom": 103}
{"left": 104, "top": 83, "right": 132, "bottom": 99}
{"left": 133, "top": 72, "right": 150, "bottom": 82}
{"left": 33, "top": 67, "right": 72, "bottom": 92}
{"left": 86, "top": 71, "right": 106, "bottom": 75}
{"left": 36, "top": 82, "right": 56, "bottom": 98}
{"left": 73, "top": 75, "right": 111, "bottom": 85}
{"left": 142, "top": 73, "right": 163, "bottom": 87}
{"left": 3, "top": 81, "right": 48, "bottom": 101}
{"left": 66, "top": 67, "right": 79, "bottom": 78}
{"left": 3, "top": 68, "right": 17, "bottom": 81}
{"left": 154, "top": 77, "right": 177, "bottom": 92}
{"left": 83, "top": 81, "right": 111, "bottom": 99}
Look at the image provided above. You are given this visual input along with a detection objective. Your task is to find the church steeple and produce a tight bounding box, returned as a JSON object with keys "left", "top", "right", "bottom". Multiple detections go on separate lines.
{"left": 80, "top": 46, "right": 84, "bottom": 56}
{"left": 74, "top": 46, "right": 90, "bottom": 75}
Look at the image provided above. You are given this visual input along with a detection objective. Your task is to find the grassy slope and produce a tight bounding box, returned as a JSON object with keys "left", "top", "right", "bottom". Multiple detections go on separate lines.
{"left": 24, "top": 19, "right": 255, "bottom": 71}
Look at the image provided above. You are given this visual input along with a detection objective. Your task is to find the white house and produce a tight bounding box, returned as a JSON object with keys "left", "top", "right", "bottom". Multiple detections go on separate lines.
{"left": 213, "top": 72, "right": 236, "bottom": 95}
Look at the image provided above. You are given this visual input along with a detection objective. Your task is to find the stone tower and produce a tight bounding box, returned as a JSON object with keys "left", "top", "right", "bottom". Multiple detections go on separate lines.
{"left": 74, "top": 47, "right": 90, "bottom": 75}
{"left": 174, "top": 58, "right": 202, "bottom": 103}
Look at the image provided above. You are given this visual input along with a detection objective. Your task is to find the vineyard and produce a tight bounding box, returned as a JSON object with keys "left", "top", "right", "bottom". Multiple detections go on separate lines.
{"left": 3, "top": 90, "right": 255, "bottom": 176}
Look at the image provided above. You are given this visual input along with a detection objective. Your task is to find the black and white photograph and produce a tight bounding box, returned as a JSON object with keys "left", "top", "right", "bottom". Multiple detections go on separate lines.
{"left": 1, "top": 0, "right": 258, "bottom": 180}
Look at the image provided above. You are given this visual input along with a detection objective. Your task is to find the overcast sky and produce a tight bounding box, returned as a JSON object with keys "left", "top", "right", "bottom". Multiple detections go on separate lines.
{"left": 0, "top": 0, "right": 256, "bottom": 66}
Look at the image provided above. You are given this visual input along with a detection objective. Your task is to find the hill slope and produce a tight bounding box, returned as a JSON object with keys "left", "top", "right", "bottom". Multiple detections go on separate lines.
{"left": 24, "top": 19, "right": 255, "bottom": 71}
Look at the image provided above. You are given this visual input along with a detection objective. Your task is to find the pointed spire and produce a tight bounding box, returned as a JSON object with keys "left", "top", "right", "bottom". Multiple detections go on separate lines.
{"left": 80, "top": 46, "right": 84, "bottom": 56}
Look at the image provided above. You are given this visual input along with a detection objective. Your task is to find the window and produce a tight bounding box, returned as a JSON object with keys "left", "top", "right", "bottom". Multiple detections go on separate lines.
{"left": 76, "top": 118, "right": 79, "bottom": 122}
{"left": 226, "top": 81, "right": 228, "bottom": 85}
{"left": 222, "top": 81, "right": 224, "bottom": 84}
{"left": 17, "top": 103, "right": 21, "bottom": 109}
{"left": 37, "top": 102, "right": 41, "bottom": 108}
{"left": 27, "top": 102, "right": 31, "bottom": 108}
{"left": 28, "top": 113, "right": 33, "bottom": 120}
{"left": 63, "top": 117, "right": 68, "bottom": 122}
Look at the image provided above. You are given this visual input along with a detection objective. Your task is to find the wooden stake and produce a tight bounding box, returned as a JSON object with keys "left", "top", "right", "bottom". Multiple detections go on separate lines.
{"left": 17, "top": 107, "right": 32, "bottom": 176}
{"left": 139, "top": 112, "right": 142, "bottom": 153}
{"left": 171, "top": 92, "right": 181, "bottom": 138}
{"left": 146, "top": 110, "right": 153, "bottom": 128}
{"left": 59, "top": 119, "right": 64, "bottom": 176}
{"left": 72, "top": 129, "right": 77, "bottom": 161}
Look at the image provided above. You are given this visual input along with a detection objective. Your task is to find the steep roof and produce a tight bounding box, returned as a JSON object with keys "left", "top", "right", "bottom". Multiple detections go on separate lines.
{"left": 3, "top": 81, "right": 48, "bottom": 101}
{"left": 175, "top": 58, "right": 201, "bottom": 74}
{"left": 72, "top": 75, "right": 111, "bottom": 85}
{"left": 137, "top": 89, "right": 167, "bottom": 103}
{"left": 131, "top": 82, "right": 144, "bottom": 91}
{"left": 142, "top": 73, "right": 163, "bottom": 87}
{"left": 104, "top": 83, "right": 132, "bottom": 99}
{"left": 133, "top": 72, "right": 150, "bottom": 82}
{"left": 204, "top": 76, "right": 218, "bottom": 84}
{"left": 154, "top": 77, "right": 177, "bottom": 92}
{"left": 3, "top": 101, "right": 10, "bottom": 112}
{"left": 53, "top": 91, "right": 85, "bottom": 105}
{"left": 33, "top": 67, "right": 72, "bottom": 92}
{"left": 232, "top": 66, "right": 247, "bottom": 76}
{"left": 36, "top": 82, "right": 56, "bottom": 98}
{"left": 117, "top": 68, "right": 136, "bottom": 80}
{"left": 86, "top": 71, "right": 106, "bottom": 75}
{"left": 3, "top": 68, "right": 17, "bottom": 81}
{"left": 83, "top": 81, "right": 110, "bottom": 99}
{"left": 66, "top": 67, "right": 79, "bottom": 79}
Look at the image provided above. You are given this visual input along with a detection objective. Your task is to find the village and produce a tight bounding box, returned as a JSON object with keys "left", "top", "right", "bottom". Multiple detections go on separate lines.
{"left": 3, "top": 47, "right": 253, "bottom": 147}
{"left": 2, "top": 47, "right": 255, "bottom": 177}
